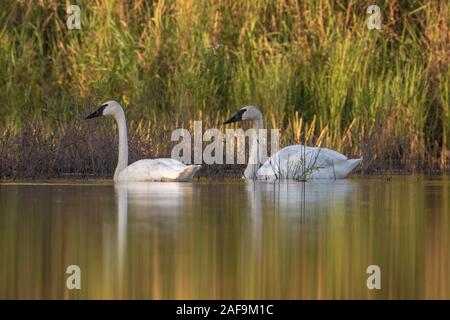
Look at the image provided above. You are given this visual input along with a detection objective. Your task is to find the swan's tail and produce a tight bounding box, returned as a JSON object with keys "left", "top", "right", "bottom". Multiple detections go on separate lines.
{"left": 334, "top": 158, "right": 362, "bottom": 178}
{"left": 177, "top": 165, "right": 202, "bottom": 182}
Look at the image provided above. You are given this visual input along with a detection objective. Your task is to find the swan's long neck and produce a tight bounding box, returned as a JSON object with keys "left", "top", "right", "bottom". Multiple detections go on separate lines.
{"left": 244, "top": 117, "right": 264, "bottom": 179}
{"left": 114, "top": 110, "right": 128, "bottom": 181}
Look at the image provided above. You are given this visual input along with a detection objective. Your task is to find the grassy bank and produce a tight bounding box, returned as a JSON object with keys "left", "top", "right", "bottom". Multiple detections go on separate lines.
{"left": 0, "top": 0, "right": 449, "bottom": 179}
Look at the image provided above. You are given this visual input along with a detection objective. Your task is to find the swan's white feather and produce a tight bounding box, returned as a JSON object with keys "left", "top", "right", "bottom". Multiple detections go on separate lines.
{"left": 257, "top": 145, "right": 361, "bottom": 180}
{"left": 116, "top": 158, "right": 198, "bottom": 182}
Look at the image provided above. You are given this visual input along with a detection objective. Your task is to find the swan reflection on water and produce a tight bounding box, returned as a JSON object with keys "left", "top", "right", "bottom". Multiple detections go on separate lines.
{"left": 245, "top": 180, "right": 357, "bottom": 259}
{"left": 115, "top": 182, "right": 194, "bottom": 216}
{"left": 113, "top": 180, "right": 357, "bottom": 271}
{"left": 113, "top": 182, "right": 195, "bottom": 291}
{"left": 114, "top": 180, "right": 357, "bottom": 246}
{"left": 246, "top": 180, "right": 357, "bottom": 218}
{"left": 115, "top": 183, "right": 193, "bottom": 256}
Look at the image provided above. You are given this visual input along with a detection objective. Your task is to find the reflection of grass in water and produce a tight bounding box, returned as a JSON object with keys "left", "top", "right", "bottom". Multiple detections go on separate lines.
{"left": 0, "top": 1, "right": 449, "bottom": 178}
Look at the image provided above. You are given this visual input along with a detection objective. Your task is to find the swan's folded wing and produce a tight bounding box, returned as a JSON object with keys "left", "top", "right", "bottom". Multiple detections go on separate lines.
{"left": 304, "top": 147, "right": 347, "bottom": 168}
{"left": 264, "top": 145, "right": 347, "bottom": 167}
{"left": 257, "top": 145, "right": 349, "bottom": 179}
{"left": 118, "top": 158, "right": 188, "bottom": 181}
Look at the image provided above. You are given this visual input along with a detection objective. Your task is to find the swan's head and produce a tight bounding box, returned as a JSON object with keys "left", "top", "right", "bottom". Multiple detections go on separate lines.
{"left": 224, "top": 106, "right": 262, "bottom": 124}
{"left": 85, "top": 100, "right": 122, "bottom": 120}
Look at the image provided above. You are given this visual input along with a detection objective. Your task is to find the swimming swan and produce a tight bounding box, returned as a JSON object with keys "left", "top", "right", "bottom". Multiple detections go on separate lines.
{"left": 224, "top": 106, "right": 361, "bottom": 180}
{"left": 86, "top": 100, "right": 201, "bottom": 182}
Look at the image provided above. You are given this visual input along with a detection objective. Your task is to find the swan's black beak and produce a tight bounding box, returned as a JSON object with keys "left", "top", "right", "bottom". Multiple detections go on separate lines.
{"left": 85, "top": 104, "right": 107, "bottom": 120}
{"left": 224, "top": 109, "right": 246, "bottom": 125}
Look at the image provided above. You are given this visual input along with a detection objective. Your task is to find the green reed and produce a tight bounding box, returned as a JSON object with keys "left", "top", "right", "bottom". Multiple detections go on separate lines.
{"left": 0, "top": 0, "right": 448, "bottom": 173}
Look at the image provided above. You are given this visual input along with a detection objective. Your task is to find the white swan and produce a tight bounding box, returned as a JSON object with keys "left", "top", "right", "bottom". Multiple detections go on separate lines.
{"left": 224, "top": 106, "right": 361, "bottom": 180}
{"left": 86, "top": 100, "right": 201, "bottom": 182}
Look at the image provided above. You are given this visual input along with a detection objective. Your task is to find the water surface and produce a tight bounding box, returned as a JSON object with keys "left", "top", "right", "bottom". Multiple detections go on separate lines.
{"left": 1, "top": 176, "right": 449, "bottom": 299}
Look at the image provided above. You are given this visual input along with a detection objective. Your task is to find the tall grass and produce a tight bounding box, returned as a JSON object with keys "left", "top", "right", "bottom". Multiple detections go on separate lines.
{"left": 0, "top": 0, "right": 448, "bottom": 178}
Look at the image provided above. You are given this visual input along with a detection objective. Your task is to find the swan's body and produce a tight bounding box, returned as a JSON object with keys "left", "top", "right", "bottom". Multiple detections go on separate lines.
{"left": 224, "top": 106, "right": 361, "bottom": 180}
{"left": 257, "top": 145, "right": 361, "bottom": 180}
{"left": 115, "top": 158, "right": 199, "bottom": 182}
{"left": 86, "top": 100, "right": 200, "bottom": 182}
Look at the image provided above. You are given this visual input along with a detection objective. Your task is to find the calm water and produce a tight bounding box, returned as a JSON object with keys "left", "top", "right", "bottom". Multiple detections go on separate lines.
{"left": 1, "top": 176, "right": 449, "bottom": 299}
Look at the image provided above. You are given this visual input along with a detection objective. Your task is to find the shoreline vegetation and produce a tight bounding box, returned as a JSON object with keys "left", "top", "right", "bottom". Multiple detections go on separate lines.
{"left": 0, "top": 1, "right": 449, "bottom": 180}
